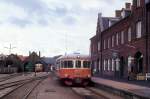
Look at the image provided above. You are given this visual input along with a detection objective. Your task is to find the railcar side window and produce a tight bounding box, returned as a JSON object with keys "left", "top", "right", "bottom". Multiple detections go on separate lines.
{"left": 76, "top": 60, "right": 81, "bottom": 68}
{"left": 63, "top": 61, "right": 73, "bottom": 68}
{"left": 61, "top": 61, "right": 64, "bottom": 68}
{"left": 83, "top": 61, "right": 90, "bottom": 68}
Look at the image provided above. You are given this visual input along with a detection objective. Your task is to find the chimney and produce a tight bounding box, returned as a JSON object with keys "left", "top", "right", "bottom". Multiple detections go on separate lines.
{"left": 39, "top": 51, "right": 41, "bottom": 57}
{"left": 115, "top": 10, "right": 121, "bottom": 17}
{"left": 125, "top": 3, "right": 131, "bottom": 10}
{"left": 29, "top": 51, "right": 31, "bottom": 56}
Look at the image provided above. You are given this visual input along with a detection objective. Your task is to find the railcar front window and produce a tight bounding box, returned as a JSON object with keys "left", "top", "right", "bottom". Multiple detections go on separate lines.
{"left": 83, "top": 61, "right": 90, "bottom": 68}
{"left": 76, "top": 60, "right": 81, "bottom": 68}
{"left": 67, "top": 61, "right": 73, "bottom": 68}
{"left": 63, "top": 61, "right": 73, "bottom": 68}
{"left": 64, "top": 61, "right": 68, "bottom": 68}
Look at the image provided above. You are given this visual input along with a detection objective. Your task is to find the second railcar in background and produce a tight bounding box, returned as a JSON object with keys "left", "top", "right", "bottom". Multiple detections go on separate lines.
{"left": 56, "top": 54, "right": 91, "bottom": 86}
{"left": 35, "top": 63, "right": 43, "bottom": 72}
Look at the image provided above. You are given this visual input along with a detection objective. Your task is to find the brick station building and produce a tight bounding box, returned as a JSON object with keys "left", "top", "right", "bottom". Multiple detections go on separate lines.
{"left": 90, "top": 0, "right": 150, "bottom": 79}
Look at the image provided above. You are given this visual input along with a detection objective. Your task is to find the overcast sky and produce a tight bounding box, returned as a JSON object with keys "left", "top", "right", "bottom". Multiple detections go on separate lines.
{"left": 0, "top": 0, "right": 131, "bottom": 57}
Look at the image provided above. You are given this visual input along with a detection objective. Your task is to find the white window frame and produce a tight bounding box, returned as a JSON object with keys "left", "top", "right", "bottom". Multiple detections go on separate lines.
{"left": 112, "top": 59, "right": 114, "bottom": 71}
{"left": 116, "top": 33, "right": 119, "bottom": 45}
{"left": 104, "top": 60, "right": 106, "bottom": 71}
{"left": 108, "top": 38, "right": 110, "bottom": 48}
{"left": 94, "top": 61, "right": 97, "bottom": 72}
{"left": 136, "top": 21, "right": 142, "bottom": 38}
{"left": 116, "top": 58, "right": 120, "bottom": 71}
{"left": 112, "top": 36, "right": 114, "bottom": 47}
{"left": 121, "top": 31, "right": 124, "bottom": 44}
{"left": 121, "top": 10, "right": 125, "bottom": 18}
{"left": 137, "top": 0, "right": 141, "bottom": 7}
{"left": 104, "top": 40, "right": 106, "bottom": 49}
{"left": 108, "top": 59, "right": 110, "bottom": 71}
{"left": 98, "top": 41, "right": 101, "bottom": 51}
{"left": 128, "top": 27, "right": 131, "bottom": 42}
{"left": 99, "top": 60, "right": 101, "bottom": 71}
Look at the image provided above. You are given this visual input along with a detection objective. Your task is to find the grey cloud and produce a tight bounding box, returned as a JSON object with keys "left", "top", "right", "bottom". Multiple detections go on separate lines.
{"left": 63, "top": 16, "right": 77, "bottom": 26}
{"left": 53, "top": 6, "right": 68, "bottom": 16}
{"left": 8, "top": 17, "right": 32, "bottom": 27}
{"left": 2, "top": 0, "right": 48, "bottom": 15}
{"left": 38, "top": 19, "right": 49, "bottom": 26}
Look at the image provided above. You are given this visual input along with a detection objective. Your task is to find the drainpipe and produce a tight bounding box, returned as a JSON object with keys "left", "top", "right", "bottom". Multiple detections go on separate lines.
{"left": 146, "top": 3, "right": 148, "bottom": 73}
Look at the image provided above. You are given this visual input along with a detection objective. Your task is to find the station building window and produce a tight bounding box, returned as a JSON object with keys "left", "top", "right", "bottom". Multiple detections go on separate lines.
{"left": 108, "top": 38, "right": 110, "bottom": 48}
{"left": 121, "top": 31, "right": 124, "bottom": 44}
{"left": 112, "top": 59, "right": 115, "bottom": 71}
{"left": 104, "top": 59, "right": 106, "bottom": 71}
{"left": 112, "top": 36, "right": 114, "bottom": 47}
{"left": 116, "top": 33, "right": 119, "bottom": 45}
{"left": 128, "top": 27, "right": 132, "bottom": 42}
{"left": 99, "top": 60, "right": 101, "bottom": 71}
{"left": 108, "top": 59, "right": 110, "bottom": 71}
{"left": 104, "top": 40, "right": 106, "bottom": 49}
{"left": 136, "top": 21, "right": 142, "bottom": 38}
{"left": 137, "top": 0, "right": 141, "bottom": 7}
{"left": 98, "top": 41, "right": 101, "bottom": 51}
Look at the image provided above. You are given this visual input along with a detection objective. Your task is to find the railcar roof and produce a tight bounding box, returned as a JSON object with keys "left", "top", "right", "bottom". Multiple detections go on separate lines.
{"left": 57, "top": 54, "right": 90, "bottom": 60}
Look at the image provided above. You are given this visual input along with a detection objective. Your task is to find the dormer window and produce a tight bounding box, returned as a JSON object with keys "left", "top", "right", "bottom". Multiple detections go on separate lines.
{"left": 137, "top": 0, "right": 141, "bottom": 7}
{"left": 121, "top": 10, "right": 125, "bottom": 18}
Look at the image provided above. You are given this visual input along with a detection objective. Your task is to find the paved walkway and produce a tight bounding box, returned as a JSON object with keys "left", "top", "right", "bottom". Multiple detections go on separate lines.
{"left": 92, "top": 77, "right": 150, "bottom": 99}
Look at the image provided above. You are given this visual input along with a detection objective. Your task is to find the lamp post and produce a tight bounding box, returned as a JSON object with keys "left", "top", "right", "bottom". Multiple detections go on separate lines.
{"left": 4, "top": 44, "right": 16, "bottom": 73}
{"left": 4, "top": 44, "right": 16, "bottom": 55}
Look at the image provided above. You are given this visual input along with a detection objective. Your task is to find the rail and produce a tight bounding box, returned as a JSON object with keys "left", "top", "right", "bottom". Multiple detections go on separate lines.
{"left": 22, "top": 78, "right": 44, "bottom": 99}
{"left": 0, "top": 75, "right": 47, "bottom": 99}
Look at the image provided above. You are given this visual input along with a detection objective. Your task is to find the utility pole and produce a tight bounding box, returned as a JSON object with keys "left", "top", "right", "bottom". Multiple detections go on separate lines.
{"left": 4, "top": 44, "right": 16, "bottom": 55}
{"left": 65, "top": 32, "right": 68, "bottom": 56}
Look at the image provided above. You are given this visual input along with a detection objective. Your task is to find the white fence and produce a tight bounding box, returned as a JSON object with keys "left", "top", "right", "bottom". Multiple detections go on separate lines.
{"left": 0, "top": 67, "right": 18, "bottom": 73}
{"left": 146, "top": 73, "right": 150, "bottom": 80}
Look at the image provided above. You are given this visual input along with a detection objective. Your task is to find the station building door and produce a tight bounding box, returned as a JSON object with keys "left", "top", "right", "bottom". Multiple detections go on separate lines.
{"left": 134, "top": 51, "right": 143, "bottom": 74}
{"left": 120, "top": 56, "right": 125, "bottom": 77}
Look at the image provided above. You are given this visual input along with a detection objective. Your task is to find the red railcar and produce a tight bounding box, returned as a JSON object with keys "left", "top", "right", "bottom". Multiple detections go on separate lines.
{"left": 56, "top": 54, "right": 91, "bottom": 86}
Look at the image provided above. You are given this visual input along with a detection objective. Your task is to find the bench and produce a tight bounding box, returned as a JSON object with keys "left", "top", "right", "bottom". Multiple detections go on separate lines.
{"left": 146, "top": 73, "right": 150, "bottom": 81}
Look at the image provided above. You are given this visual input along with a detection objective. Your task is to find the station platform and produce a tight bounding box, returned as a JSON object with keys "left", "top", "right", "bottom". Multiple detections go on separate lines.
{"left": 92, "top": 77, "right": 150, "bottom": 99}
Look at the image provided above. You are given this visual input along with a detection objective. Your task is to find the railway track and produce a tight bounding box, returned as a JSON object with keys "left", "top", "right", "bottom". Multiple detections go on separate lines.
{"left": 0, "top": 73, "right": 21, "bottom": 82}
{"left": 0, "top": 75, "right": 47, "bottom": 99}
{"left": 0, "top": 72, "right": 32, "bottom": 83}
{"left": 72, "top": 87, "right": 123, "bottom": 99}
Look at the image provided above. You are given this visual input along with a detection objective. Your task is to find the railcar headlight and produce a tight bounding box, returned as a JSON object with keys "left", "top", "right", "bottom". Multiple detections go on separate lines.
{"left": 87, "top": 74, "right": 91, "bottom": 78}
{"left": 65, "top": 74, "right": 68, "bottom": 77}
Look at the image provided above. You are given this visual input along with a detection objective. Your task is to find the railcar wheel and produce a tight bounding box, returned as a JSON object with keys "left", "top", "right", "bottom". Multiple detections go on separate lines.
{"left": 64, "top": 80, "right": 73, "bottom": 86}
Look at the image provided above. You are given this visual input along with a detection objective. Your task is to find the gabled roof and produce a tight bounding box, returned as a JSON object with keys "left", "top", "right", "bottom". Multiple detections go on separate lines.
{"left": 97, "top": 13, "right": 120, "bottom": 34}
{"left": 41, "top": 57, "right": 55, "bottom": 64}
